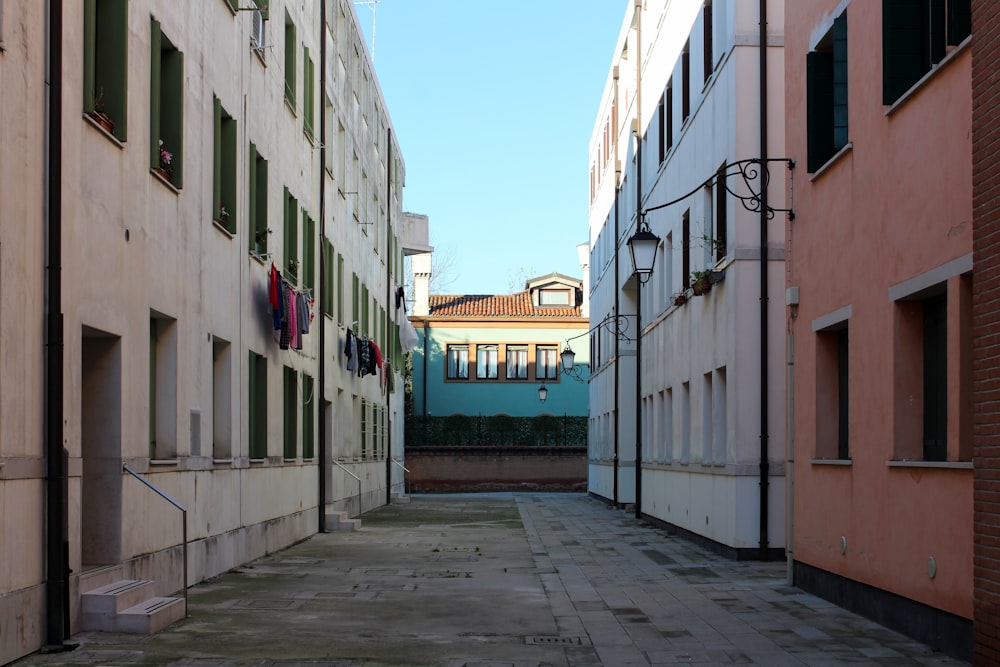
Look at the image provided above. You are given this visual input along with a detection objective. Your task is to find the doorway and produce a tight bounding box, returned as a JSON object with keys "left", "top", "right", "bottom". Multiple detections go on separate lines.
{"left": 80, "top": 327, "right": 123, "bottom": 569}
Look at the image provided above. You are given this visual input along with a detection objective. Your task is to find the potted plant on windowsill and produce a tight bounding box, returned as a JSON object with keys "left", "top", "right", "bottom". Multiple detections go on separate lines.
{"left": 691, "top": 270, "right": 712, "bottom": 296}
{"left": 214, "top": 203, "right": 230, "bottom": 226}
{"left": 154, "top": 139, "right": 174, "bottom": 182}
{"left": 87, "top": 89, "right": 115, "bottom": 134}
{"left": 673, "top": 292, "right": 688, "bottom": 307}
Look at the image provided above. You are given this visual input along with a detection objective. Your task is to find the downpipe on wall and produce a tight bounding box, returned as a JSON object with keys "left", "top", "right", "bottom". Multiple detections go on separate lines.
{"left": 758, "top": 0, "right": 771, "bottom": 561}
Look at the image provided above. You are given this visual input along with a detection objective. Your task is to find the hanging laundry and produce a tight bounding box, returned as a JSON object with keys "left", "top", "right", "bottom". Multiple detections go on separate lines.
{"left": 288, "top": 290, "right": 299, "bottom": 350}
{"left": 297, "top": 292, "right": 310, "bottom": 336}
{"left": 345, "top": 329, "right": 356, "bottom": 372}
{"left": 366, "top": 339, "right": 378, "bottom": 377}
{"left": 395, "top": 286, "right": 405, "bottom": 310}
{"left": 279, "top": 282, "right": 292, "bottom": 350}
{"left": 372, "top": 342, "right": 383, "bottom": 369}
{"left": 270, "top": 264, "right": 282, "bottom": 330}
{"left": 359, "top": 336, "right": 371, "bottom": 377}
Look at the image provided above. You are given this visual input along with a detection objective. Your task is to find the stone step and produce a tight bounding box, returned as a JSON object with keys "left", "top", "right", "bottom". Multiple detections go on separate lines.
{"left": 115, "top": 596, "right": 186, "bottom": 634}
{"left": 325, "top": 510, "right": 361, "bottom": 531}
{"left": 391, "top": 493, "right": 411, "bottom": 504}
{"left": 81, "top": 580, "right": 185, "bottom": 634}
{"left": 81, "top": 579, "right": 156, "bottom": 615}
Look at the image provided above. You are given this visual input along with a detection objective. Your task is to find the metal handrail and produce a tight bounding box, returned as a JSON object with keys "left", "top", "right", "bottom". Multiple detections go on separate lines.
{"left": 332, "top": 459, "right": 362, "bottom": 518}
{"left": 391, "top": 458, "right": 410, "bottom": 496}
{"left": 122, "top": 464, "right": 188, "bottom": 615}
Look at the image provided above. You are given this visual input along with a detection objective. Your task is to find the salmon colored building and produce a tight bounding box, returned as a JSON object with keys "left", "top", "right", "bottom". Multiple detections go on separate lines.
{"left": 785, "top": 0, "right": 972, "bottom": 660}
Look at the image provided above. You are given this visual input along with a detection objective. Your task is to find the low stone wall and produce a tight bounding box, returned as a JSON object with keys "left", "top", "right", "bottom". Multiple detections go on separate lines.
{"left": 404, "top": 446, "right": 587, "bottom": 493}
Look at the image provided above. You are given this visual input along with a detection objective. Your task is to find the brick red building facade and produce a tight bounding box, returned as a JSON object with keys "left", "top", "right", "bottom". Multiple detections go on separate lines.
{"left": 974, "top": 1, "right": 1000, "bottom": 662}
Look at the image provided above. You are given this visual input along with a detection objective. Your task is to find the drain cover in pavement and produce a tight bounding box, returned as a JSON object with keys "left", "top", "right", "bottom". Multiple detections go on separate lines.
{"left": 524, "top": 636, "right": 584, "bottom": 645}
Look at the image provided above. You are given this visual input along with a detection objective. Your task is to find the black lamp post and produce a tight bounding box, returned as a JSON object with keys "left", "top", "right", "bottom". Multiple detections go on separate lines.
{"left": 626, "top": 220, "right": 659, "bottom": 519}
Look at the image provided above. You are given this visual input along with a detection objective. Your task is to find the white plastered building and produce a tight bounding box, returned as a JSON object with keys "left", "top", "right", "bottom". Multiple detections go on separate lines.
{"left": 586, "top": 0, "right": 788, "bottom": 558}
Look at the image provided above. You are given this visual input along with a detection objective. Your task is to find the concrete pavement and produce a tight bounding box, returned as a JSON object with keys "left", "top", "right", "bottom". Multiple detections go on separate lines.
{"left": 15, "top": 493, "right": 966, "bottom": 666}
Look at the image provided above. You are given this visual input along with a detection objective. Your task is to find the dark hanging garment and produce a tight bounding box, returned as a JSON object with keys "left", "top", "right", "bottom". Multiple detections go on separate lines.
{"left": 279, "top": 282, "right": 292, "bottom": 350}
{"left": 270, "top": 265, "right": 283, "bottom": 330}
{"left": 367, "top": 340, "right": 378, "bottom": 376}
{"left": 345, "top": 329, "right": 356, "bottom": 372}
{"left": 359, "top": 337, "right": 371, "bottom": 377}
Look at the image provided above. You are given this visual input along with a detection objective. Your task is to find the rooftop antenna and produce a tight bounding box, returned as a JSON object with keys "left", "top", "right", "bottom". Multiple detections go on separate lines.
{"left": 354, "top": 0, "right": 381, "bottom": 62}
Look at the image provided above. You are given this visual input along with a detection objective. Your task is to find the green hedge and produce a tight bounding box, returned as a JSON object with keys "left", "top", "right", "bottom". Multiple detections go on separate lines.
{"left": 405, "top": 414, "right": 587, "bottom": 448}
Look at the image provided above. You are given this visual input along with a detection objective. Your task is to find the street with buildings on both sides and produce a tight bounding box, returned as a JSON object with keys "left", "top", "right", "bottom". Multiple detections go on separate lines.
{"left": 13, "top": 494, "right": 965, "bottom": 667}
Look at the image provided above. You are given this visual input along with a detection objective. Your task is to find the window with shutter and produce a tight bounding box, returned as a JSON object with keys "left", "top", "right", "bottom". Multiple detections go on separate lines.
{"left": 807, "top": 12, "right": 848, "bottom": 173}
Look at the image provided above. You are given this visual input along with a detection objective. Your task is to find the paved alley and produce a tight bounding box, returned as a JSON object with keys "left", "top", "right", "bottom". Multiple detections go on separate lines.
{"left": 15, "top": 493, "right": 966, "bottom": 666}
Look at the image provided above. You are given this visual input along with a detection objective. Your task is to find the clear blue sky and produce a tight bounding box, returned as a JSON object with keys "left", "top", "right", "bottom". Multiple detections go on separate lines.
{"left": 357, "top": 1, "right": 625, "bottom": 296}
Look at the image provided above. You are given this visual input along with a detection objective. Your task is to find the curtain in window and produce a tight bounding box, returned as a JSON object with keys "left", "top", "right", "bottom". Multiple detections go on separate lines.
{"left": 507, "top": 346, "right": 528, "bottom": 379}
{"left": 477, "top": 346, "right": 498, "bottom": 379}
{"left": 448, "top": 346, "right": 468, "bottom": 379}
{"left": 537, "top": 346, "right": 557, "bottom": 380}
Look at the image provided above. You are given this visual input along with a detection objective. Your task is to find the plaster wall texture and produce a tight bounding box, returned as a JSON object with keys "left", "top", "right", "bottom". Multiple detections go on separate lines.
{"left": 786, "top": 0, "right": 973, "bottom": 621}
{"left": 0, "top": 0, "right": 406, "bottom": 662}
{"left": 587, "top": 0, "right": 787, "bottom": 551}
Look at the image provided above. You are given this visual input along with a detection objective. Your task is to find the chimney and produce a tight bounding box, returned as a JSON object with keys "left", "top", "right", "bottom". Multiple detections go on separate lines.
{"left": 412, "top": 252, "right": 432, "bottom": 316}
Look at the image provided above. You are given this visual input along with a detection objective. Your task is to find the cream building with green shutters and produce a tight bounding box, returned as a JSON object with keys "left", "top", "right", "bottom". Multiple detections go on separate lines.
{"left": 0, "top": 1, "right": 407, "bottom": 661}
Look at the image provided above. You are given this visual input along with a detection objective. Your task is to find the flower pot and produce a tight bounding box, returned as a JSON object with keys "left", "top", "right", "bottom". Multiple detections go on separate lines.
{"left": 88, "top": 111, "right": 115, "bottom": 134}
{"left": 692, "top": 278, "right": 711, "bottom": 296}
{"left": 673, "top": 294, "right": 688, "bottom": 307}
{"left": 153, "top": 167, "right": 172, "bottom": 183}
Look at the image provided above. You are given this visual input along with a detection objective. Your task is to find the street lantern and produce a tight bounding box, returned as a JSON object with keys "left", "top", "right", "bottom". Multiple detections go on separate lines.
{"left": 560, "top": 344, "right": 576, "bottom": 372}
{"left": 627, "top": 222, "right": 659, "bottom": 283}
{"left": 538, "top": 383, "right": 548, "bottom": 403}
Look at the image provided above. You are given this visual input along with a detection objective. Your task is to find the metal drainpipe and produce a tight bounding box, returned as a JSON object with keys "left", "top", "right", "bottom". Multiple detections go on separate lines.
{"left": 384, "top": 127, "right": 392, "bottom": 506}
{"left": 422, "top": 321, "right": 428, "bottom": 416}
{"left": 613, "top": 192, "right": 620, "bottom": 507}
{"left": 633, "top": 0, "right": 643, "bottom": 519}
{"left": 758, "top": 0, "right": 771, "bottom": 560}
{"left": 786, "top": 330, "right": 795, "bottom": 584}
{"left": 612, "top": 66, "right": 621, "bottom": 509}
{"left": 45, "top": 0, "right": 69, "bottom": 647}
{"left": 317, "top": 0, "right": 328, "bottom": 534}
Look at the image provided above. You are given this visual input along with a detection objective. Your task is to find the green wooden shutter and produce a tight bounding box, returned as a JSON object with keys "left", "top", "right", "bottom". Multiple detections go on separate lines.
{"left": 166, "top": 48, "right": 184, "bottom": 187}
{"left": 248, "top": 144, "right": 257, "bottom": 251}
{"left": 257, "top": 0, "right": 269, "bottom": 21}
{"left": 283, "top": 367, "right": 297, "bottom": 459}
{"left": 302, "top": 375, "right": 314, "bottom": 459}
{"left": 101, "top": 0, "right": 129, "bottom": 141}
{"left": 258, "top": 158, "right": 268, "bottom": 253}
{"left": 221, "top": 113, "right": 238, "bottom": 232}
{"left": 150, "top": 19, "right": 162, "bottom": 168}
{"left": 213, "top": 98, "right": 222, "bottom": 219}
{"left": 807, "top": 50, "right": 834, "bottom": 173}
{"left": 248, "top": 351, "right": 258, "bottom": 457}
{"left": 882, "top": 0, "right": 925, "bottom": 105}
{"left": 83, "top": 0, "right": 97, "bottom": 111}
{"left": 832, "top": 13, "right": 849, "bottom": 151}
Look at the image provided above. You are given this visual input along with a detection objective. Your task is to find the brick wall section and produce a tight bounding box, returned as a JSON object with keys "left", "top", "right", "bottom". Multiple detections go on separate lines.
{"left": 974, "top": 0, "right": 1000, "bottom": 662}
{"left": 405, "top": 448, "right": 587, "bottom": 493}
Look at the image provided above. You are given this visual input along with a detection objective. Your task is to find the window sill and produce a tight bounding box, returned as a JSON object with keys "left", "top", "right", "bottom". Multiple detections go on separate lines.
{"left": 212, "top": 219, "right": 235, "bottom": 237}
{"left": 252, "top": 45, "right": 267, "bottom": 67}
{"left": 809, "top": 143, "right": 853, "bottom": 181}
{"left": 886, "top": 459, "right": 972, "bottom": 470}
{"left": 151, "top": 167, "right": 179, "bottom": 193}
{"left": 285, "top": 97, "right": 297, "bottom": 118}
{"left": 84, "top": 112, "right": 124, "bottom": 146}
{"left": 885, "top": 36, "right": 971, "bottom": 117}
{"left": 810, "top": 458, "right": 852, "bottom": 466}
{"left": 248, "top": 250, "right": 270, "bottom": 265}
{"left": 150, "top": 458, "right": 179, "bottom": 467}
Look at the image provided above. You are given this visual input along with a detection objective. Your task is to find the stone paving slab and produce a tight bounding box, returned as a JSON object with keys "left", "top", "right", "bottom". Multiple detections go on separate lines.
{"left": 14, "top": 493, "right": 967, "bottom": 666}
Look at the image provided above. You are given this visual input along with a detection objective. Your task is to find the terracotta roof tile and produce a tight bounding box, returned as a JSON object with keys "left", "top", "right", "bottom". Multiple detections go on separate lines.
{"left": 428, "top": 292, "right": 580, "bottom": 318}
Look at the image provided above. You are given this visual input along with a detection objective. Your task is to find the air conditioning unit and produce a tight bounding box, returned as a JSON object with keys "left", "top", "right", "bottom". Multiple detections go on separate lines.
{"left": 251, "top": 9, "right": 265, "bottom": 50}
